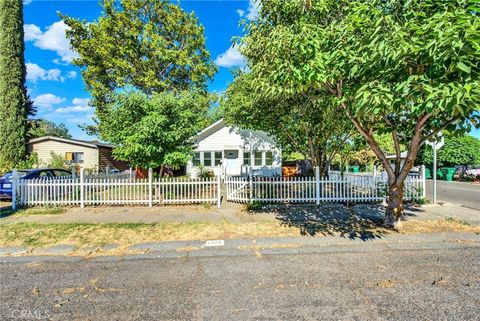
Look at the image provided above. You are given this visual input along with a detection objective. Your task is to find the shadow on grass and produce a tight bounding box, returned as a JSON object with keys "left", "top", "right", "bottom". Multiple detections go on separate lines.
{"left": 250, "top": 204, "right": 389, "bottom": 241}
{"left": 0, "top": 205, "right": 15, "bottom": 218}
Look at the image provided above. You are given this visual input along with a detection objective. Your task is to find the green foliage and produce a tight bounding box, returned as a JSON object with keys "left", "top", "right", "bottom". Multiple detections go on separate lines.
{"left": 100, "top": 91, "right": 210, "bottom": 169}
{"left": 197, "top": 165, "right": 215, "bottom": 178}
{"left": 28, "top": 119, "right": 72, "bottom": 139}
{"left": 15, "top": 152, "right": 39, "bottom": 169}
{"left": 224, "top": 72, "right": 354, "bottom": 175}
{"left": 417, "top": 134, "right": 480, "bottom": 167}
{"left": 0, "top": 0, "right": 28, "bottom": 169}
{"left": 62, "top": 0, "right": 216, "bottom": 123}
{"left": 47, "top": 152, "right": 68, "bottom": 169}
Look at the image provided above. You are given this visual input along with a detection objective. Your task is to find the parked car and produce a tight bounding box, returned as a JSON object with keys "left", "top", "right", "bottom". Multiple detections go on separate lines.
{"left": 0, "top": 168, "right": 72, "bottom": 200}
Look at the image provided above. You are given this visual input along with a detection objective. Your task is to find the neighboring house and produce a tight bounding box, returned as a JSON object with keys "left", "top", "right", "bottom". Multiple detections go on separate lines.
{"left": 27, "top": 136, "right": 129, "bottom": 172}
{"left": 186, "top": 119, "right": 282, "bottom": 178}
{"left": 386, "top": 151, "right": 408, "bottom": 172}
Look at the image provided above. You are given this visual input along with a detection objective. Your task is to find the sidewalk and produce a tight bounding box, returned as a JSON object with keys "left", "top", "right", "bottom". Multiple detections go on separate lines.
{"left": 2, "top": 202, "right": 479, "bottom": 225}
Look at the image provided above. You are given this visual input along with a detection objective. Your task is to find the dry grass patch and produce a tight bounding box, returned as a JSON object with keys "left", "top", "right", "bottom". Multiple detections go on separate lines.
{"left": 399, "top": 218, "right": 480, "bottom": 234}
{"left": 0, "top": 222, "right": 300, "bottom": 249}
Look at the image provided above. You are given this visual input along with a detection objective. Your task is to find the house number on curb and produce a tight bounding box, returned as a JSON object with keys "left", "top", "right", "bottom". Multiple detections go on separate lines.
{"left": 205, "top": 240, "right": 224, "bottom": 247}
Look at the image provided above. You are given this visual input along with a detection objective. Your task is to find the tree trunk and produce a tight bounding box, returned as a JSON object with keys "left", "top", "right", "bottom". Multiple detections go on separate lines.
{"left": 385, "top": 181, "right": 404, "bottom": 228}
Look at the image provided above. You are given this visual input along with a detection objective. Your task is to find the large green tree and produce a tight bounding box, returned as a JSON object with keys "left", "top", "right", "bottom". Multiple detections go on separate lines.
{"left": 235, "top": 0, "right": 480, "bottom": 227}
{"left": 224, "top": 72, "right": 354, "bottom": 177}
{"left": 62, "top": 0, "right": 216, "bottom": 124}
{"left": 0, "top": 0, "right": 28, "bottom": 170}
{"left": 28, "top": 119, "right": 72, "bottom": 139}
{"left": 100, "top": 91, "right": 210, "bottom": 170}
{"left": 417, "top": 133, "right": 480, "bottom": 168}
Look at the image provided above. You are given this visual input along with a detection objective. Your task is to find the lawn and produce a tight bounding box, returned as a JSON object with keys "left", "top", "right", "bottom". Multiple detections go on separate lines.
{"left": 0, "top": 217, "right": 478, "bottom": 256}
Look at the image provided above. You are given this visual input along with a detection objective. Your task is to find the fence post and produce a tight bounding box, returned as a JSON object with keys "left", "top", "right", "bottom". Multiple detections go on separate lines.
{"left": 249, "top": 166, "right": 253, "bottom": 204}
{"left": 80, "top": 168, "right": 85, "bottom": 208}
{"left": 217, "top": 165, "right": 221, "bottom": 208}
{"left": 421, "top": 165, "right": 426, "bottom": 199}
{"left": 11, "top": 169, "right": 17, "bottom": 210}
{"left": 129, "top": 167, "right": 133, "bottom": 181}
{"left": 315, "top": 166, "right": 320, "bottom": 205}
{"left": 148, "top": 168, "right": 153, "bottom": 207}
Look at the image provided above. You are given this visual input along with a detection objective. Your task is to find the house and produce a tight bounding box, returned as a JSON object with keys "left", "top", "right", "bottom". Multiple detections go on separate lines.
{"left": 186, "top": 119, "right": 282, "bottom": 178}
{"left": 27, "top": 136, "right": 129, "bottom": 172}
{"left": 386, "top": 151, "right": 409, "bottom": 171}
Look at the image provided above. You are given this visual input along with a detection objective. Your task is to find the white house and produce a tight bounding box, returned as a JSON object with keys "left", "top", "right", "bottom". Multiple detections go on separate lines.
{"left": 186, "top": 119, "right": 282, "bottom": 178}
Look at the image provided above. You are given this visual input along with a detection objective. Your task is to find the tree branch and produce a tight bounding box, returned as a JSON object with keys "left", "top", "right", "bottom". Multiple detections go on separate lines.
{"left": 420, "top": 116, "right": 461, "bottom": 145}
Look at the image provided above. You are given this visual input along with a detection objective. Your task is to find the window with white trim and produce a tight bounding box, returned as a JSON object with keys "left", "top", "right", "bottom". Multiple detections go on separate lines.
{"left": 243, "top": 152, "right": 251, "bottom": 166}
{"left": 265, "top": 151, "right": 273, "bottom": 166}
{"left": 203, "top": 152, "right": 212, "bottom": 166}
{"left": 254, "top": 151, "right": 263, "bottom": 166}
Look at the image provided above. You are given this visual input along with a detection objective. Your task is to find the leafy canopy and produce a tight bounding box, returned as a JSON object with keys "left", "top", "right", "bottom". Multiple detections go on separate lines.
{"left": 223, "top": 72, "right": 354, "bottom": 174}
{"left": 62, "top": 0, "right": 216, "bottom": 116}
{"left": 28, "top": 119, "right": 71, "bottom": 139}
{"left": 100, "top": 91, "right": 210, "bottom": 169}
{"left": 417, "top": 133, "right": 480, "bottom": 167}
{"left": 237, "top": 0, "right": 479, "bottom": 177}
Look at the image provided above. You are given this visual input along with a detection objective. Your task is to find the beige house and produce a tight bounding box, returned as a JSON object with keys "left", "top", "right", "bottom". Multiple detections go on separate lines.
{"left": 27, "top": 136, "right": 129, "bottom": 172}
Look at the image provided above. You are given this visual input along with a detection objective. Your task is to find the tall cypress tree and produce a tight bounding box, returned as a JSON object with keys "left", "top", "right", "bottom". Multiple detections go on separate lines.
{"left": 0, "top": 0, "right": 28, "bottom": 170}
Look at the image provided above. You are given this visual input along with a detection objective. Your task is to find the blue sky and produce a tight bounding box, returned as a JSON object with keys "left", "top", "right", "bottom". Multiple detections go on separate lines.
{"left": 23, "top": 0, "right": 480, "bottom": 140}
{"left": 24, "top": 0, "right": 256, "bottom": 140}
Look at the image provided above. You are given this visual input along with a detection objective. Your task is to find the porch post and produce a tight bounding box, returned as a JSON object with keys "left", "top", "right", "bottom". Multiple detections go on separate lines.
{"left": 315, "top": 166, "right": 320, "bottom": 205}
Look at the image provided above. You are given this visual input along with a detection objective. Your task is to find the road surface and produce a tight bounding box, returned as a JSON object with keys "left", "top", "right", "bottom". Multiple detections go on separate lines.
{"left": 1, "top": 238, "right": 479, "bottom": 321}
{"left": 425, "top": 179, "right": 480, "bottom": 210}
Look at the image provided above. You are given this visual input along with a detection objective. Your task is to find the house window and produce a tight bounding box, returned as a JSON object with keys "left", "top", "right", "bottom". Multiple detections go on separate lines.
{"left": 203, "top": 152, "right": 212, "bottom": 166}
{"left": 265, "top": 151, "right": 273, "bottom": 166}
{"left": 254, "top": 151, "right": 263, "bottom": 166}
{"left": 193, "top": 152, "right": 201, "bottom": 166}
{"left": 214, "top": 152, "right": 222, "bottom": 166}
{"left": 66, "top": 152, "right": 84, "bottom": 163}
{"left": 243, "top": 152, "right": 251, "bottom": 166}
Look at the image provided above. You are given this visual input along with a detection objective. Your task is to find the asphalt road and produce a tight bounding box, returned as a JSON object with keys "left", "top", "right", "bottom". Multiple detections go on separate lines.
{"left": 425, "top": 179, "right": 480, "bottom": 210}
{"left": 1, "top": 241, "right": 479, "bottom": 321}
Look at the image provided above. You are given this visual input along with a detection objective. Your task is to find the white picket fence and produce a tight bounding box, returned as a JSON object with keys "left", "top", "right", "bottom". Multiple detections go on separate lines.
{"left": 226, "top": 167, "right": 426, "bottom": 204}
{"left": 12, "top": 168, "right": 221, "bottom": 209}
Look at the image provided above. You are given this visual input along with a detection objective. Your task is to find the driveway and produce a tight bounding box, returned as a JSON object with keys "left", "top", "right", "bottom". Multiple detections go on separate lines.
{"left": 1, "top": 235, "right": 479, "bottom": 321}
{"left": 425, "top": 179, "right": 480, "bottom": 210}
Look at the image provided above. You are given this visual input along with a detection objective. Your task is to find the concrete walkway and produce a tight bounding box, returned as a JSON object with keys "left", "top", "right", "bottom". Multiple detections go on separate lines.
{"left": 2, "top": 202, "right": 479, "bottom": 226}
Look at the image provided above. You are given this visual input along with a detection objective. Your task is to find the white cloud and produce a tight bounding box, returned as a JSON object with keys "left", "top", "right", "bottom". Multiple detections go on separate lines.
{"left": 55, "top": 97, "right": 92, "bottom": 114}
{"left": 67, "top": 71, "right": 77, "bottom": 79}
{"left": 72, "top": 97, "right": 90, "bottom": 106}
{"left": 24, "top": 24, "right": 42, "bottom": 41}
{"left": 56, "top": 105, "right": 92, "bottom": 114}
{"left": 33, "top": 94, "right": 66, "bottom": 109}
{"left": 23, "top": 0, "right": 33, "bottom": 5}
{"left": 24, "top": 21, "right": 79, "bottom": 63}
{"left": 215, "top": 46, "right": 246, "bottom": 68}
{"left": 26, "top": 63, "right": 64, "bottom": 82}
{"left": 237, "top": 0, "right": 260, "bottom": 20}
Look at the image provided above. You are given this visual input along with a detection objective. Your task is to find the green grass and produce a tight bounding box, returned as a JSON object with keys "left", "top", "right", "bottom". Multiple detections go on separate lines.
{"left": 445, "top": 216, "right": 471, "bottom": 226}
{"left": 0, "top": 206, "right": 66, "bottom": 218}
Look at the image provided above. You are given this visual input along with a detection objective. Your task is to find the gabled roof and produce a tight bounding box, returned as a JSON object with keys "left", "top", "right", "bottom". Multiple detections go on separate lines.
{"left": 28, "top": 136, "right": 115, "bottom": 149}
{"left": 194, "top": 118, "right": 225, "bottom": 139}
